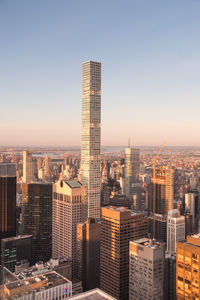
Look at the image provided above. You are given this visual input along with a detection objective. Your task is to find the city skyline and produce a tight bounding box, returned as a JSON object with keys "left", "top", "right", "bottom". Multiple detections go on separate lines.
{"left": 1, "top": 0, "right": 200, "bottom": 147}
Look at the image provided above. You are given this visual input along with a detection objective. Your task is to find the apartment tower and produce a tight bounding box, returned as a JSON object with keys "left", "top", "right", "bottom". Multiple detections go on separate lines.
{"left": 129, "top": 238, "right": 164, "bottom": 300}
{"left": 81, "top": 61, "right": 101, "bottom": 219}
{"left": 52, "top": 180, "right": 87, "bottom": 278}
{"left": 100, "top": 206, "right": 148, "bottom": 300}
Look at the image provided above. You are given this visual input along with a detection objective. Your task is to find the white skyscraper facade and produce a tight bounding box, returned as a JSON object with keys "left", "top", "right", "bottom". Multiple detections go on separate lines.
{"left": 81, "top": 61, "right": 101, "bottom": 219}
{"left": 23, "top": 150, "right": 34, "bottom": 183}
{"left": 167, "top": 209, "right": 185, "bottom": 253}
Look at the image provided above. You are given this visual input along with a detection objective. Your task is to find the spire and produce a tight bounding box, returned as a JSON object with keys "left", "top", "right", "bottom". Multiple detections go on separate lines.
{"left": 128, "top": 137, "right": 130, "bottom": 148}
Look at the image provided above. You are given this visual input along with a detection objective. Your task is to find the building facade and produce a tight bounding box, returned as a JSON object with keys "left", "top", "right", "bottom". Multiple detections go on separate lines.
{"left": 52, "top": 180, "right": 87, "bottom": 278}
{"left": 22, "top": 183, "right": 52, "bottom": 264}
{"left": 0, "top": 163, "right": 16, "bottom": 263}
{"left": 149, "top": 167, "right": 174, "bottom": 215}
{"left": 23, "top": 150, "right": 34, "bottom": 183}
{"left": 1, "top": 235, "right": 32, "bottom": 272}
{"left": 129, "top": 238, "right": 164, "bottom": 300}
{"left": 167, "top": 209, "right": 185, "bottom": 253}
{"left": 77, "top": 218, "right": 100, "bottom": 291}
{"left": 81, "top": 61, "right": 101, "bottom": 219}
{"left": 100, "top": 206, "right": 148, "bottom": 300}
{"left": 176, "top": 234, "right": 200, "bottom": 299}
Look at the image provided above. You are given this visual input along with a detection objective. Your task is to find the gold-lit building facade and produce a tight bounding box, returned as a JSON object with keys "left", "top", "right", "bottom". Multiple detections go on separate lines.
{"left": 176, "top": 234, "right": 200, "bottom": 299}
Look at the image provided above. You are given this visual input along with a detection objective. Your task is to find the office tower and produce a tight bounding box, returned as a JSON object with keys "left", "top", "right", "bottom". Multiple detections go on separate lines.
{"left": 0, "top": 163, "right": 16, "bottom": 263}
{"left": 52, "top": 180, "right": 87, "bottom": 278}
{"left": 81, "top": 61, "right": 101, "bottom": 219}
{"left": 124, "top": 147, "right": 141, "bottom": 206}
{"left": 185, "top": 192, "right": 198, "bottom": 229}
{"left": 100, "top": 206, "right": 148, "bottom": 300}
{"left": 1, "top": 235, "right": 32, "bottom": 272}
{"left": 167, "top": 209, "right": 185, "bottom": 253}
{"left": 164, "top": 252, "right": 176, "bottom": 300}
{"left": 185, "top": 212, "right": 193, "bottom": 236}
{"left": 129, "top": 238, "right": 164, "bottom": 300}
{"left": 23, "top": 150, "right": 34, "bottom": 183}
{"left": 22, "top": 183, "right": 52, "bottom": 264}
{"left": 77, "top": 218, "right": 100, "bottom": 291}
{"left": 148, "top": 167, "right": 174, "bottom": 215}
{"left": 148, "top": 213, "right": 167, "bottom": 243}
{"left": 176, "top": 234, "right": 200, "bottom": 299}
{"left": 44, "top": 155, "right": 51, "bottom": 178}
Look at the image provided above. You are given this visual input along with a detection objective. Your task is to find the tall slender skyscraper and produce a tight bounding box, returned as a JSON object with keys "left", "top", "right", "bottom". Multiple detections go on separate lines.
{"left": 81, "top": 61, "right": 101, "bottom": 219}
{"left": 23, "top": 150, "right": 34, "bottom": 183}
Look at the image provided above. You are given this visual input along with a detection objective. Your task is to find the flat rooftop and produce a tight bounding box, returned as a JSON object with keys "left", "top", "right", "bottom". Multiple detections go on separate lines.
{"left": 69, "top": 288, "right": 116, "bottom": 299}
{"left": 132, "top": 238, "right": 163, "bottom": 249}
{"left": 65, "top": 180, "right": 82, "bottom": 188}
{"left": 3, "top": 271, "right": 70, "bottom": 298}
{"left": 1, "top": 235, "right": 32, "bottom": 243}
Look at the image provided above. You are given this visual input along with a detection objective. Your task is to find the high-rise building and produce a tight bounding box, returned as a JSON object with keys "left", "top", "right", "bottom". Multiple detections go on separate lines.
{"left": 0, "top": 163, "right": 16, "bottom": 263}
{"left": 1, "top": 235, "right": 32, "bottom": 272}
{"left": 81, "top": 61, "right": 101, "bottom": 219}
{"left": 100, "top": 206, "right": 148, "bottom": 300}
{"left": 77, "top": 218, "right": 100, "bottom": 291}
{"left": 23, "top": 150, "right": 34, "bottom": 183}
{"left": 164, "top": 252, "right": 176, "bottom": 300}
{"left": 129, "top": 238, "right": 164, "bottom": 300}
{"left": 52, "top": 180, "right": 87, "bottom": 278}
{"left": 22, "top": 183, "right": 52, "bottom": 264}
{"left": 148, "top": 213, "right": 167, "bottom": 243}
{"left": 148, "top": 167, "right": 174, "bottom": 215}
{"left": 44, "top": 155, "right": 51, "bottom": 178}
{"left": 124, "top": 147, "right": 140, "bottom": 198}
{"left": 176, "top": 234, "right": 200, "bottom": 299}
{"left": 184, "top": 192, "right": 198, "bottom": 229}
{"left": 167, "top": 209, "right": 185, "bottom": 253}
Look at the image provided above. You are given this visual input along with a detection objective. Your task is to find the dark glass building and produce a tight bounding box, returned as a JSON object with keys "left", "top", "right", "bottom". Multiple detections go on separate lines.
{"left": 0, "top": 163, "right": 16, "bottom": 264}
{"left": 1, "top": 235, "right": 32, "bottom": 272}
{"left": 77, "top": 218, "right": 100, "bottom": 291}
{"left": 22, "top": 183, "right": 52, "bottom": 264}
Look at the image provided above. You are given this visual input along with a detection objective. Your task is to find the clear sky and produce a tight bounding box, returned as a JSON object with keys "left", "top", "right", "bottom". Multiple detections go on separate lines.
{"left": 0, "top": 0, "right": 200, "bottom": 147}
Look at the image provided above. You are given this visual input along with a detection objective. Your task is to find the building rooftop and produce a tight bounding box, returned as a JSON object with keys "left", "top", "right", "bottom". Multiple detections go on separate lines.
{"left": 1, "top": 235, "right": 32, "bottom": 243}
{"left": 132, "top": 238, "right": 163, "bottom": 249}
{"left": 2, "top": 271, "right": 71, "bottom": 298}
{"left": 69, "top": 288, "right": 116, "bottom": 299}
{"left": 65, "top": 180, "right": 82, "bottom": 188}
